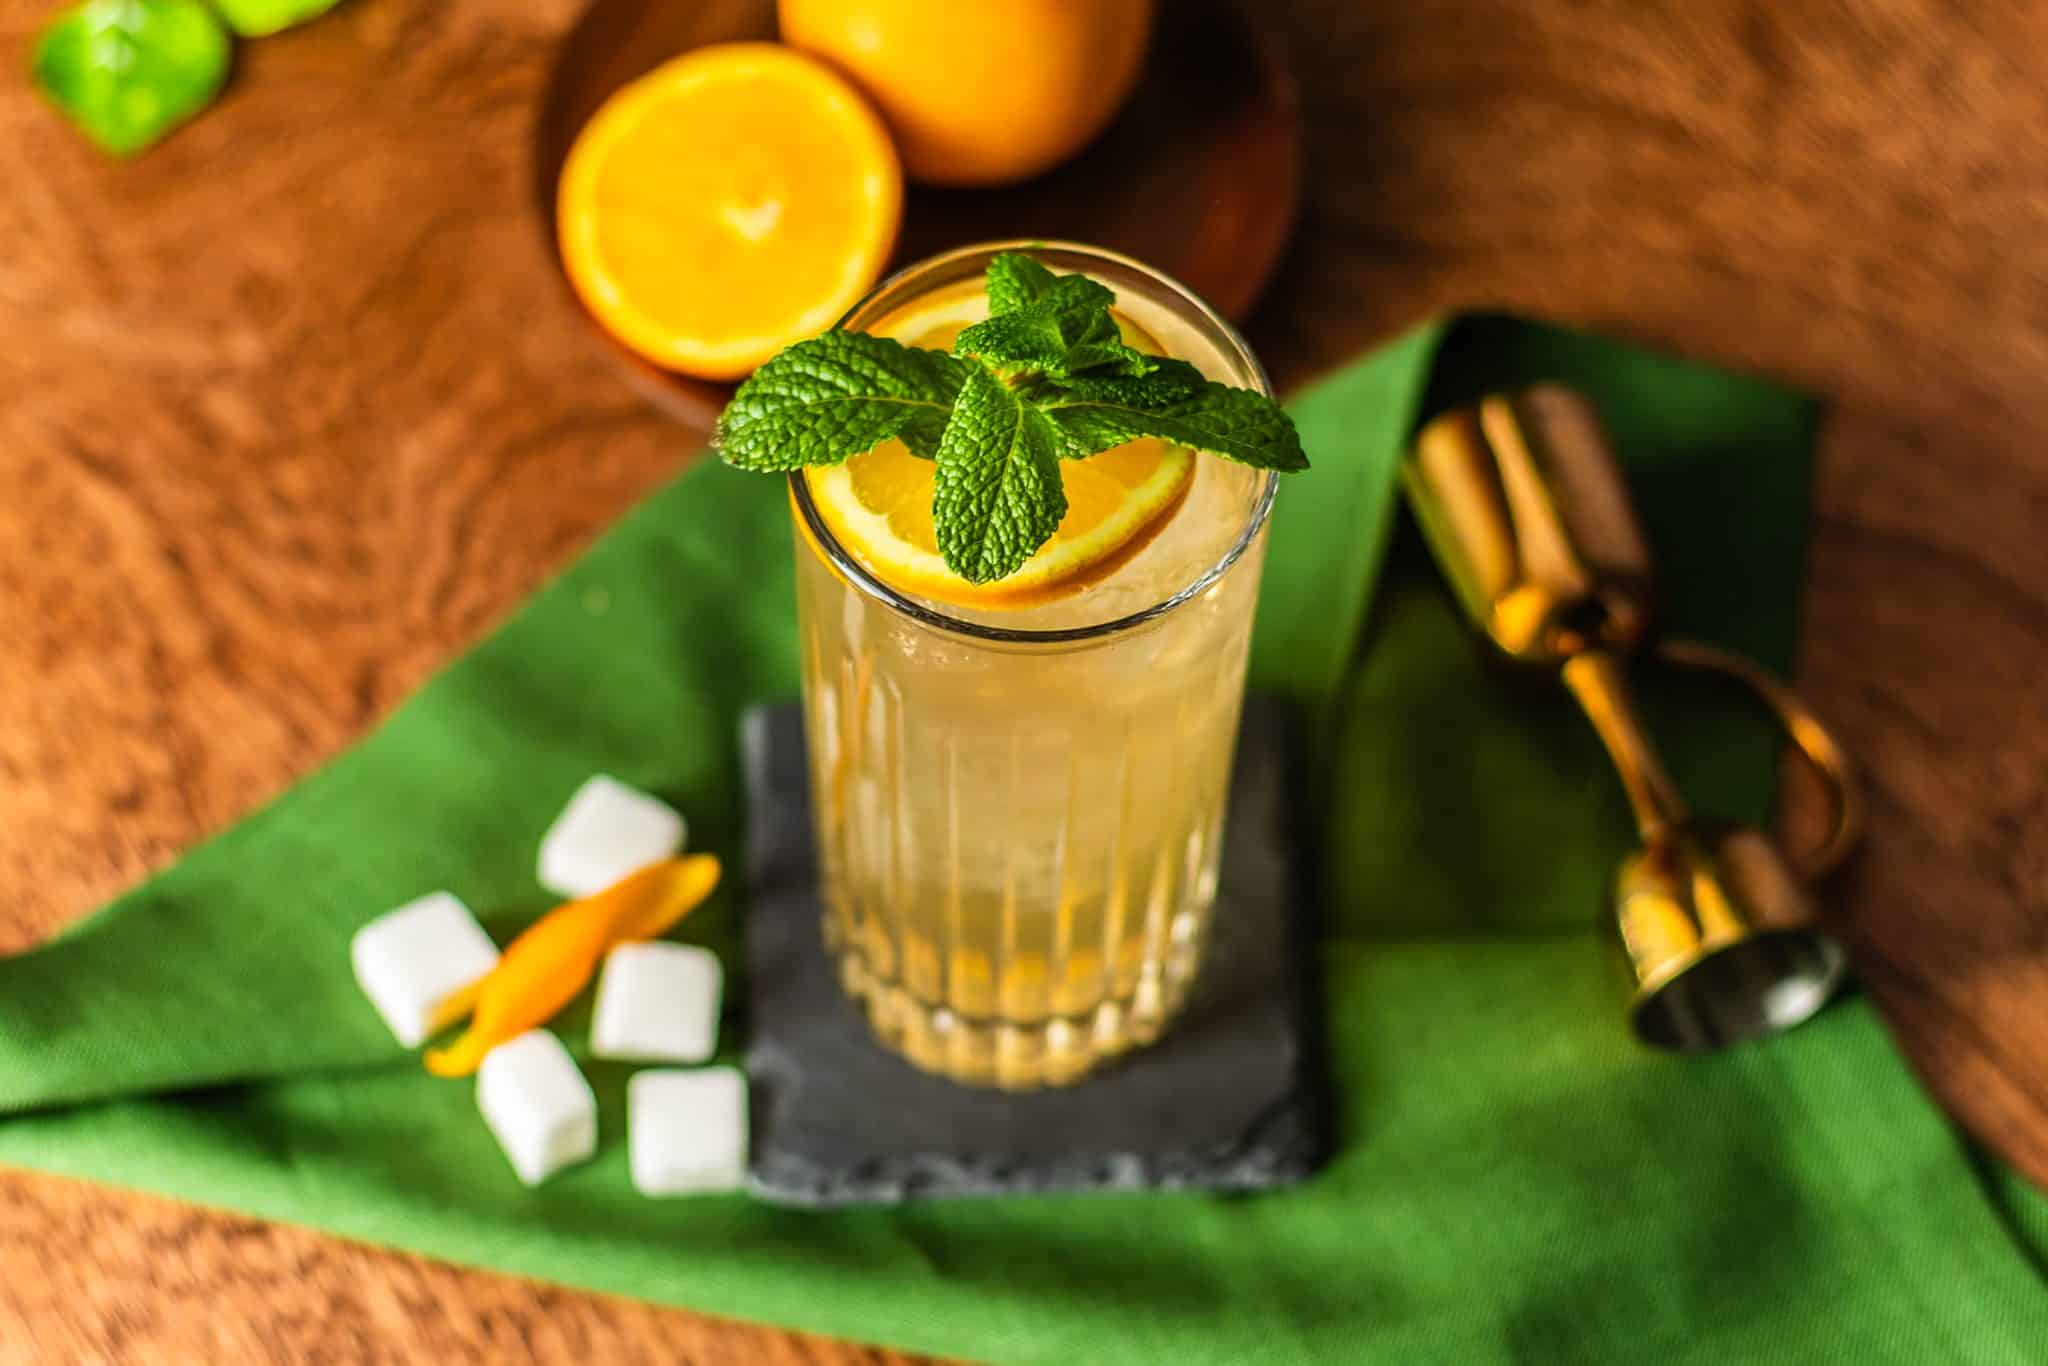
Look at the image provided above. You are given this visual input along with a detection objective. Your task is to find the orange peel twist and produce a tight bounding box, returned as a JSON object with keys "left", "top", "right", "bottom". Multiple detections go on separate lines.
{"left": 423, "top": 854, "right": 721, "bottom": 1078}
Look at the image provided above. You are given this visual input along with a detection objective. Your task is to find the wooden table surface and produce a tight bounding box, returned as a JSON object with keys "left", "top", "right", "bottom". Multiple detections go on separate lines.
{"left": 5, "top": 0, "right": 2045, "bottom": 1360}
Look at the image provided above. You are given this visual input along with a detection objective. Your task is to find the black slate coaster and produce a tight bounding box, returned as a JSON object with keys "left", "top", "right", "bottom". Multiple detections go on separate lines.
{"left": 741, "top": 697, "right": 1328, "bottom": 1207}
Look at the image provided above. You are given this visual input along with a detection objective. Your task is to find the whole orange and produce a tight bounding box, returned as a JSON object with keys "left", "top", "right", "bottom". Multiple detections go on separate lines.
{"left": 777, "top": 0, "right": 1154, "bottom": 187}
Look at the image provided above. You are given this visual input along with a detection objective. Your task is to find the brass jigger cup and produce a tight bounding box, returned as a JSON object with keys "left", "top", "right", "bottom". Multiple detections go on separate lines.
{"left": 1402, "top": 387, "right": 1863, "bottom": 1051}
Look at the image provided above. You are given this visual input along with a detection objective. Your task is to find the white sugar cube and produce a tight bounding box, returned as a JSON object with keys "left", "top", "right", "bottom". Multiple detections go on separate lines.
{"left": 477, "top": 1030, "right": 597, "bottom": 1187}
{"left": 591, "top": 942, "right": 723, "bottom": 1064}
{"left": 351, "top": 891, "right": 500, "bottom": 1048}
{"left": 629, "top": 1067, "right": 748, "bottom": 1197}
{"left": 537, "top": 775, "right": 686, "bottom": 899}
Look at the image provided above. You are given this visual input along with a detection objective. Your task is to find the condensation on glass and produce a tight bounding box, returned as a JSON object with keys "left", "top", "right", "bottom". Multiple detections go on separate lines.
{"left": 789, "top": 242, "right": 1277, "bottom": 1088}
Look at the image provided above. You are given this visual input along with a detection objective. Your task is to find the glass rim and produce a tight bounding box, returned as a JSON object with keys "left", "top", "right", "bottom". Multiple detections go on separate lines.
{"left": 787, "top": 240, "right": 1280, "bottom": 647}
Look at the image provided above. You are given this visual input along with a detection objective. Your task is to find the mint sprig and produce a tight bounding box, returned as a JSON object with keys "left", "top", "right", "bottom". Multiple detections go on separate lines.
{"left": 933, "top": 366, "right": 1067, "bottom": 584}
{"left": 716, "top": 333, "right": 967, "bottom": 469}
{"left": 953, "top": 275, "right": 1156, "bottom": 381}
{"left": 715, "top": 251, "right": 1307, "bottom": 584}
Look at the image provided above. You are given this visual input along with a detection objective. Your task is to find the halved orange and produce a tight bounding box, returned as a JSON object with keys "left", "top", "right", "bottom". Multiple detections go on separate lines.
{"left": 557, "top": 43, "right": 902, "bottom": 379}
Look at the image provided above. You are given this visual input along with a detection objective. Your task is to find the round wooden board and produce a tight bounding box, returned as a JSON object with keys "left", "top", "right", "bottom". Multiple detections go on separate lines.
{"left": 532, "top": 0, "right": 1303, "bottom": 431}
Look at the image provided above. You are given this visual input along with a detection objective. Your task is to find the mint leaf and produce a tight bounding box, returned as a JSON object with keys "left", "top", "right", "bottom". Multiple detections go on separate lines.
{"left": 985, "top": 252, "right": 1058, "bottom": 316}
{"left": 1025, "top": 273, "right": 1115, "bottom": 317}
{"left": 1045, "top": 358, "right": 1207, "bottom": 408}
{"left": 954, "top": 274, "right": 1155, "bottom": 381}
{"left": 1041, "top": 375, "right": 1310, "bottom": 471}
{"left": 1058, "top": 336, "right": 1160, "bottom": 379}
{"left": 954, "top": 276, "right": 1107, "bottom": 365}
{"left": 949, "top": 310, "right": 1067, "bottom": 374}
{"left": 716, "top": 331, "right": 969, "bottom": 470}
{"left": 933, "top": 366, "right": 1068, "bottom": 583}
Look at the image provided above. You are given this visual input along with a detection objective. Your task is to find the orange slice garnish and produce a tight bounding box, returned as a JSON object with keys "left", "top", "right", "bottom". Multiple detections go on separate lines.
{"left": 810, "top": 285, "right": 1196, "bottom": 608}
{"left": 806, "top": 436, "right": 1194, "bottom": 609}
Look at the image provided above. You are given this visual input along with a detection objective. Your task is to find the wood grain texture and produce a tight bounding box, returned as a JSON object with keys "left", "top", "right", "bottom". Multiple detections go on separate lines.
{"left": 2, "top": 0, "right": 2044, "bottom": 1360}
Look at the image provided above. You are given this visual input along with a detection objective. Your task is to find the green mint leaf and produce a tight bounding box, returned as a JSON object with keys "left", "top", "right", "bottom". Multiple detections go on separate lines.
{"left": 933, "top": 365, "right": 1068, "bottom": 583}
{"left": 1056, "top": 305, "right": 1160, "bottom": 379}
{"left": 1056, "top": 338, "right": 1158, "bottom": 378}
{"left": 950, "top": 310, "right": 1068, "bottom": 374}
{"left": 955, "top": 272, "right": 1156, "bottom": 380}
{"left": 715, "top": 331, "right": 969, "bottom": 470}
{"left": 1028, "top": 273, "right": 1115, "bottom": 317}
{"left": 1041, "top": 374, "right": 1309, "bottom": 471}
{"left": 33, "top": 0, "right": 230, "bottom": 157}
{"left": 1048, "top": 357, "right": 1208, "bottom": 405}
{"left": 985, "top": 252, "right": 1059, "bottom": 315}
{"left": 955, "top": 275, "right": 1109, "bottom": 364}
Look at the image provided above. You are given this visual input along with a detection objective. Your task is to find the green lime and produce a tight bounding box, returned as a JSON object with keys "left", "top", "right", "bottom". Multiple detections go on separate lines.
{"left": 32, "top": 0, "right": 231, "bottom": 157}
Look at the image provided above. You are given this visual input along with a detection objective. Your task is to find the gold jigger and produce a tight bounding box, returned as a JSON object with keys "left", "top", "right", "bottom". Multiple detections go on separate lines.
{"left": 1403, "top": 387, "right": 1864, "bottom": 1051}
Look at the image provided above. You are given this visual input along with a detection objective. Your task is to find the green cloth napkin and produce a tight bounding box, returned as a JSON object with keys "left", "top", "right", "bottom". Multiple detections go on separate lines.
{"left": 4, "top": 318, "right": 2043, "bottom": 1364}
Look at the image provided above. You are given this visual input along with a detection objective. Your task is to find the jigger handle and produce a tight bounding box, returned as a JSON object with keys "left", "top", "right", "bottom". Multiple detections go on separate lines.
{"left": 1654, "top": 637, "right": 1865, "bottom": 880}
{"left": 1559, "top": 650, "right": 1691, "bottom": 843}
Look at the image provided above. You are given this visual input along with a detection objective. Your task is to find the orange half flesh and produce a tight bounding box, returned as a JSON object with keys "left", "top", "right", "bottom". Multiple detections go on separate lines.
{"left": 557, "top": 43, "right": 902, "bottom": 379}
